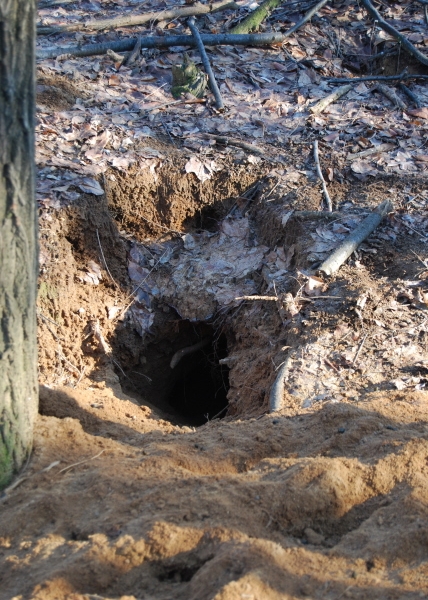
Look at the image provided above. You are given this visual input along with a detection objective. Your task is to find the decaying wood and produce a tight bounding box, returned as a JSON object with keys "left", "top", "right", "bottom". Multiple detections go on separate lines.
{"left": 361, "top": 0, "right": 428, "bottom": 67}
{"left": 318, "top": 200, "right": 394, "bottom": 276}
{"left": 230, "top": 0, "right": 286, "bottom": 35}
{"left": 200, "top": 133, "right": 265, "bottom": 155}
{"left": 398, "top": 83, "right": 421, "bottom": 108}
{"left": 309, "top": 84, "right": 352, "bottom": 115}
{"left": 37, "top": 31, "right": 290, "bottom": 60}
{"left": 269, "top": 355, "right": 292, "bottom": 412}
{"left": 37, "top": 0, "right": 237, "bottom": 35}
{"left": 372, "top": 83, "right": 407, "bottom": 110}
{"left": 188, "top": 17, "right": 224, "bottom": 110}
{"left": 313, "top": 140, "right": 332, "bottom": 212}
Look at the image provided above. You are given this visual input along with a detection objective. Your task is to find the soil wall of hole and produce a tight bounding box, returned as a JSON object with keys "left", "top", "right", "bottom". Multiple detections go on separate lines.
{"left": 105, "top": 157, "right": 268, "bottom": 239}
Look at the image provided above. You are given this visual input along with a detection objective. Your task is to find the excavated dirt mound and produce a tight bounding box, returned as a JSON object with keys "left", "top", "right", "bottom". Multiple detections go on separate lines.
{"left": 2, "top": 152, "right": 428, "bottom": 599}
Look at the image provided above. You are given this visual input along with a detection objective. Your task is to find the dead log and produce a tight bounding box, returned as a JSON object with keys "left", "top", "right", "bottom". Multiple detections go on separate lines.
{"left": 318, "top": 200, "right": 393, "bottom": 276}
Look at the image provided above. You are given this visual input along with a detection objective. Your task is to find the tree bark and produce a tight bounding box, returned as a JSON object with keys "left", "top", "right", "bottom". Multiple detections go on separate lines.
{"left": 0, "top": 0, "right": 38, "bottom": 488}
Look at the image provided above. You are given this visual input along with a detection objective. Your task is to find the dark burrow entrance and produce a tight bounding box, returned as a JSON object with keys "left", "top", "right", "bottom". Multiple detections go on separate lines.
{"left": 120, "top": 322, "right": 231, "bottom": 427}
{"left": 166, "top": 330, "right": 230, "bottom": 426}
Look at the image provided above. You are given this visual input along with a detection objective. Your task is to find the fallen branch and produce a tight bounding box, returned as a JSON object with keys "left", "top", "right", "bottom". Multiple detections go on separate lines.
{"left": 280, "top": 0, "right": 330, "bottom": 39}
{"left": 361, "top": 0, "right": 428, "bottom": 67}
{"left": 398, "top": 83, "right": 421, "bottom": 108}
{"left": 170, "top": 337, "right": 211, "bottom": 369}
{"left": 188, "top": 17, "right": 224, "bottom": 110}
{"left": 37, "top": 31, "right": 290, "bottom": 60}
{"left": 200, "top": 133, "right": 265, "bottom": 155}
{"left": 269, "top": 355, "right": 292, "bottom": 412}
{"left": 346, "top": 142, "right": 395, "bottom": 161}
{"left": 372, "top": 83, "right": 406, "bottom": 110}
{"left": 318, "top": 199, "right": 393, "bottom": 276}
{"left": 309, "top": 84, "right": 352, "bottom": 115}
{"left": 324, "top": 72, "right": 428, "bottom": 84}
{"left": 313, "top": 140, "right": 332, "bottom": 212}
{"left": 37, "top": 0, "right": 237, "bottom": 35}
{"left": 230, "top": 0, "right": 287, "bottom": 35}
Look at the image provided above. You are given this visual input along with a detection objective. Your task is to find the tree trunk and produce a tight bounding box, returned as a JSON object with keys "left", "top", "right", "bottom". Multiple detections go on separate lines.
{"left": 0, "top": 0, "right": 38, "bottom": 489}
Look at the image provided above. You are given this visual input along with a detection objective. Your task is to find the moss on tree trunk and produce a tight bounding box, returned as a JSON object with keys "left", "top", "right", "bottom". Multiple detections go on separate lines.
{"left": 0, "top": 0, "right": 38, "bottom": 489}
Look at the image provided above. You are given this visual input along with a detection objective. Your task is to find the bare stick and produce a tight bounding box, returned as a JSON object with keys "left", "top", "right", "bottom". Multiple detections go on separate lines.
{"left": 188, "top": 17, "right": 224, "bottom": 111}
{"left": 309, "top": 84, "right": 352, "bottom": 115}
{"left": 398, "top": 83, "right": 421, "bottom": 108}
{"left": 123, "top": 36, "right": 141, "bottom": 68}
{"left": 361, "top": 0, "right": 428, "bottom": 67}
{"left": 37, "top": 0, "right": 238, "bottom": 35}
{"left": 235, "top": 295, "right": 278, "bottom": 301}
{"left": 200, "top": 133, "right": 265, "bottom": 155}
{"left": 37, "top": 32, "right": 299, "bottom": 60}
{"left": 170, "top": 337, "right": 211, "bottom": 369}
{"left": 59, "top": 450, "right": 105, "bottom": 474}
{"left": 281, "top": 0, "right": 330, "bottom": 38}
{"left": 372, "top": 84, "right": 406, "bottom": 110}
{"left": 324, "top": 72, "right": 428, "bottom": 84}
{"left": 346, "top": 142, "right": 395, "bottom": 161}
{"left": 96, "top": 229, "right": 120, "bottom": 289}
{"left": 318, "top": 200, "right": 393, "bottom": 276}
{"left": 313, "top": 140, "right": 332, "bottom": 212}
{"left": 269, "top": 355, "right": 292, "bottom": 412}
{"left": 352, "top": 333, "right": 368, "bottom": 366}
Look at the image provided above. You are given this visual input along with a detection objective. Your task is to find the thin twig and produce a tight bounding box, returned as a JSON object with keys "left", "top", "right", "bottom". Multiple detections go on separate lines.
{"left": 96, "top": 229, "right": 120, "bottom": 289}
{"left": 352, "top": 333, "right": 368, "bottom": 366}
{"left": 313, "top": 140, "right": 332, "bottom": 212}
{"left": 58, "top": 450, "right": 105, "bottom": 474}
{"left": 188, "top": 17, "right": 224, "bottom": 110}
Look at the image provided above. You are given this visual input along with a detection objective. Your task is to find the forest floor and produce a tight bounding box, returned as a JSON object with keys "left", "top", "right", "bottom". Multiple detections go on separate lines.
{"left": 2, "top": 0, "right": 428, "bottom": 598}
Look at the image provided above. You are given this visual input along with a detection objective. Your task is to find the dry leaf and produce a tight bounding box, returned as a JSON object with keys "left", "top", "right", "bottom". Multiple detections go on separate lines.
{"left": 77, "top": 178, "right": 104, "bottom": 195}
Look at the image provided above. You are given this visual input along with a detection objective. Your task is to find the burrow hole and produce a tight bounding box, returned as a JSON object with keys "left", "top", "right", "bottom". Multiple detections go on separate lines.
{"left": 121, "top": 321, "right": 230, "bottom": 427}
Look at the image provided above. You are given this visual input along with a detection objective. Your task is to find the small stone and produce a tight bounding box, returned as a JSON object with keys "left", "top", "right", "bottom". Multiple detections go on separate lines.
{"left": 338, "top": 427, "right": 346, "bottom": 434}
